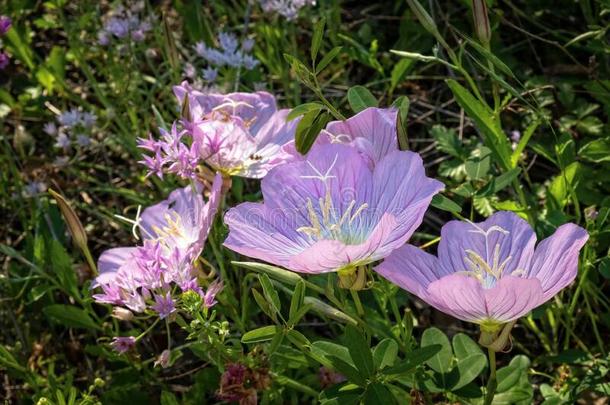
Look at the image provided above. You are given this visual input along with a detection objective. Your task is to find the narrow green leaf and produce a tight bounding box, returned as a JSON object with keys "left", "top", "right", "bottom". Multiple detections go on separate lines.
{"left": 446, "top": 79, "right": 512, "bottom": 170}
{"left": 252, "top": 288, "right": 275, "bottom": 320}
{"left": 393, "top": 96, "right": 410, "bottom": 150}
{"left": 347, "top": 86, "right": 378, "bottom": 113}
{"left": 295, "top": 110, "right": 331, "bottom": 154}
{"left": 431, "top": 194, "right": 462, "bottom": 213}
{"left": 304, "top": 296, "right": 357, "bottom": 325}
{"left": 259, "top": 273, "right": 281, "bottom": 315}
{"left": 316, "top": 46, "right": 342, "bottom": 73}
{"left": 311, "top": 18, "right": 326, "bottom": 63}
{"left": 492, "top": 167, "right": 522, "bottom": 193}
{"left": 242, "top": 325, "right": 281, "bottom": 344}
{"left": 579, "top": 138, "right": 610, "bottom": 163}
{"left": 289, "top": 280, "right": 306, "bottom": 322}
{"left": 286, "top": 102, "right": 324, "bottom": 121}
{"left": 232, "top": 261, "right": 304, "bottom": 286}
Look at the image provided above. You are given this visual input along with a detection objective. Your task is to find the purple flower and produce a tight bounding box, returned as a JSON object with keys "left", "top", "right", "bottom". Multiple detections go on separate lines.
{"left": 0, "top": 52, "right": 9, "bottom": 70}
{"left": 43, "top": 122, "right": 58, "bottom": 136}
{"left": 23, "top": 181, "right": 47, "bottom": 198}
{"left": 152, "top": 292, "right": 176, "bottom": 318}
{"left": 0, "top": 15, "right": 11, "bottom": 36}
{"left": 76, "top": 134, "right": 91, "bottom": 147}
{"left": 58, "top": 109, "right": 81, "bottom": 127}
{"left": 218, "top": 32, "right": 239, "bottom": 53}
{"left": 97, "top": 30, "right": 111, "bottom": 46}
{"left": 193, "top": 32, "right": 259, "bottom": 69}
{"left": 202, "top": 67, "right": 218, "bottom": 82}
{"left": 314, "top": 107, "right": 399, "bottom": 167}
{"left": 259, "top": 0, "right": 316, "bottom": 20}
{"left": 203, "top": 279, "right": 223, "bottom": 308}
{"left": 110, "top": 336, "right": 136, "bottom": 353}
{"left": 140, "top": 83, "right": 300, "bottom": 179}
{"left": 183, "top": 63, "right": 197, "bottom": 79}
{"left": 224, "top": 143, "right": 444, "bottom": 274}
{"left": 242, "top": 38, "right": 255, "bottom": 52}
{"left": 375, "top": 211, "right": 588, "bottom": 330}
{"left": 93, "top": 176, "right": 223, "bottom": 316}
{"left": 54, "top": 133, "right": 71, "bottom": 149}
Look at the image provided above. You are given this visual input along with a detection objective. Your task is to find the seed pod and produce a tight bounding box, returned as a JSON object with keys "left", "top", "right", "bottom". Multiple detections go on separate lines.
{"left": 49, "top": 189, "right": 88, "bottom": 252}
{"left": 472, "top": 0, "right": 491, "bottom": 45}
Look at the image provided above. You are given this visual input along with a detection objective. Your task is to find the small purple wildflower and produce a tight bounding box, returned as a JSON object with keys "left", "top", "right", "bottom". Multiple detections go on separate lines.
{"left": 0, "top": 15, "right": 11, "bottom": 36}
{"left": 54, "top": 133, "right": 71, "bottom": 149}
{"left": 152, "top": 292, "right": 176, "bottom": 319}
{"left": 183, "top": 63, "right": 197, "bottom": 79}
{"left": 203, "top": 279, "right": 223, "bottom": 308}
{"left": 202, "top": 67, "right": 218, "bottom": 82}
{"left": 193, "top": 32, "right": 259, "bottom": 70}
{"left": 376, "top": 211, "right": 588, "bottom": 330}
{"left": 0, "top": 52, "right": 9, "bottom": 70}
{"left": 23, "top": 181, "right": 47, "bottom": 198}
{"left": 259, "top": 0, "right": 316, "bottom": 20}
{"left": 76, "top": 134, "right": 91, "bottom": 147}
{"left": 43, "top": 122, "right": 58, "bottom": 136}
{"left": 510, "top": 130, "right": 521, "bottom": 143}
{"left": 98, "top": 6, "right": 153, "bottom": 45}
{"left": 110, "top": 336, "right": 136, "bottom": 353}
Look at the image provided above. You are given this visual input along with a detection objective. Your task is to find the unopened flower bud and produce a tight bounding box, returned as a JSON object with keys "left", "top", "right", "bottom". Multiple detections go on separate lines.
{"left": 112, "top": 307, "right": 134, "bottom": 321}
{"left": 472, "top": 0, "right": 491, "bottom": 46}
{"left": 48, "top": 189, "right": 88, "bottom": 254}
{"left": 479, "top": 320, "right": 516, "bottom": 352}
{"left": 94, "top": 377, "right": 105, "bottom": 388}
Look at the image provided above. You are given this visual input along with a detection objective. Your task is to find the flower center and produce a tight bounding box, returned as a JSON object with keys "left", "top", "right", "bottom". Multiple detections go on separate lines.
{"left": 457, "top": 223, "right": 525, "bottom": 288}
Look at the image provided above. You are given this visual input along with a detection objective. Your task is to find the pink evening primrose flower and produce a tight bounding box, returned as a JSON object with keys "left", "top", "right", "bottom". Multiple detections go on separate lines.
{"left": 312, "top": 107, "right": 399, "bottom": 167}
{"left": 375, "top": 211, "right": 588, "bottom": 331}
{"left": 93, "top": 174, "right": 222, "bottom": 317}
{"left": 169, "top": 81, "right": 300, "bottom": 178}
{"left": 223, "top": 143, "right": 444, "bottom": 277}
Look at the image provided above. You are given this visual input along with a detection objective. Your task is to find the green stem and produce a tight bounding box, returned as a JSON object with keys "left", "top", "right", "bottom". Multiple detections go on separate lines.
{"left": 350, "top": 289, "right": 365, "bottom": 318}
{"left": 484, "top": 348, "right": 498, "bottom": 405}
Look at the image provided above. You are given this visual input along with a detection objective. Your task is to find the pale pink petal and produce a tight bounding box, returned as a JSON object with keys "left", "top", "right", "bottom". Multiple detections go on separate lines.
{"left": 375, "top": 244, "right": 445, "bottom": 300}
{"left": 528, "top": 223, "right": 588, "bottom": 300}
{"left": 483, "top": 276, "right": 544, "bottom": 322}
{"left": 427, "top": 274, "right": 488, "bottom": 323}
{"left": 95, "top": 247, "right": 137, "bottom": 286}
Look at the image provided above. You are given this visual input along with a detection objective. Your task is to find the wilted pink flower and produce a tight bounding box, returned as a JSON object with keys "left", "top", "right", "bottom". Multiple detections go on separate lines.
{"left": 313, "top": 107, "right": 399, "bottom": 166}
{"left": 224, "top": 143, "right": 443, "bottom": 275}
{"left": 93, "top": 175, "right": 222, "bottom": 316}
{"left": 139, "top": 82, "right": 299, "bottom": 179}
{"left": 203, "top": 279, "right": 223, "bottom": 308}
{"left": 376, "top": 211, "right": 588, "bottom": 330}
{"left": 110, "top": 336, "right": 136, "bottom": 353}
{"left": 154, "top": 349, "right": 171, "bottom": 368}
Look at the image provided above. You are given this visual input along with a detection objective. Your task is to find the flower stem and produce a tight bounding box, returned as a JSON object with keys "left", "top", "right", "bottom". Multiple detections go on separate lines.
{"left": 350, "top": 289, "right": 365, "bottom": 318}
{"left": 484, "top": 348, "right": 498, "bottom": 405}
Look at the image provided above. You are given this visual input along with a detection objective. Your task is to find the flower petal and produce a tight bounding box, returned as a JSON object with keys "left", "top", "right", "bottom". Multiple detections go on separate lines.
{"left": 528, "top": 223, "right": 588, "bottom": 301}
{"left": 427, "top": 274, "right": 488, "bottom": 323}
{"left": 437, "top": 211, "right": 537, "bottom": 277}
{"left": 483, "top": 276, "right": 544, "bottom": 323}
{"left": 95, "top": 247, "right": 137, "bottom": 286}
{"left": 224, "top": 202, "right": 307, "bottom": 269}
{"left": 322, "top": 107, "right": 399, "bottom": 164}
{"left": 375, "top": 244, "right": 444, "bottom": 300}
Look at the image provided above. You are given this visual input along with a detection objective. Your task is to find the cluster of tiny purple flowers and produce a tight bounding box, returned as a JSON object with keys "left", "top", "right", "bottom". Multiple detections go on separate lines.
{"left": 44, "top": 108, "right": 97, "bottom": 162}
{"left": 258, "top": 0, "right": 317, "bottom": 20}
{"left": 194, "top": 32, "right": 258, "bottom": 71}
{"left": 97, "top": 2, "right": 153, "bottom": 46}
{"left": 0, "top": 15, "right": 12, "bottom": 70}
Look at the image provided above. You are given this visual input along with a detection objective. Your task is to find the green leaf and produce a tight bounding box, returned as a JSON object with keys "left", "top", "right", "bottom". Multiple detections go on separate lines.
{"left": 311, "top": 341, "right": 354, "bottom": 367}
{"left": 316, "top": 46, "right": 343, "bottom": 73}
{"left": 511, "top": 120, "right": 540, "bottom": 167}
{"left": 382, "top": 345, "right": 442, "bottom": 375}
{"left": 49, "top": 239, "right": 79, "bottom": 299}
{"left": 373, "top": 339, "right": 399, "bottom": 370}
{"left": 446, "top": 79, "right": 512, "bottom": 170}
{"left": 421, "top": 327, "right": 453, "bottom": 373}
{"left": 364, "top": 383, "right": 395, "bottom": 404}
{"left": 390, "top": 59, "right": 414, "bottom": 93}
{"left": 451, "top": 353, "right": 487, "bottom": 390}
{"left": 43, "top": 305, "right": 101, "bottom": 330}
{"left": 241, "top": 325, "right": 281, "bottom": 344}
{"left": 296, "top": 110, "right": 331, "bottom": 154}
{"left": 492, "top": 167, "right": 522, "bottom": 193}
{"left": 259, "top": 273, "right": 281, "bottom": 315}
{"left": 393, "top": 96, "right": 410, "bottom": 150}
{"left": 344, "top": 326, "right": 375, "bottom": 378}
{"left": 286, "top": 102, "right": 324, "bottom": 121}
{"left": 311, "top": 18, "right": 326, "bottom": 63}
{"left": 465, "top": 147, "right": 492, "bottom": 180}
{"left": 579, "top": 138, "right": 610, "bottom": 163}
{"left": 549, "top": 162, "right": 581, "bottom": 209}
{"left": 285, "top": 53, "right": 314, "bottom": 87}
{"left": 304, "top": 296, "right": 357, "bottom": 325}
{"left": 431, "top": 125, "right": 464, "bottom": 158}
{"left": 289, "top": 280, "right": 306, "bottom": 323}
{"left": 452, "top": 333, "right": 483, "bottom": 360}
{"left": 347, "top": 86, "right": 378, "bottom": 113}
{"left": 160, "top": 391, "right": 180, "bottom": 405}
{"left": 431, "top": 194, "right": 462, "bottom": 213}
